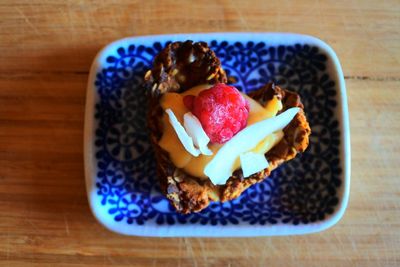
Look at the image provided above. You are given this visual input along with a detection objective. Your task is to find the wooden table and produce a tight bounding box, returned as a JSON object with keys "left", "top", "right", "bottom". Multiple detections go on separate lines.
{"left": 1, "top": 1, "right": 399, "bottom": 266}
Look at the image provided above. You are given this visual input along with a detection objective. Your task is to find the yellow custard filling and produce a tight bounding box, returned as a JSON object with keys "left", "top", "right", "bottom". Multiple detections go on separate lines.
{"left": 158, "top": 84, "right": 283, "bottom": 179}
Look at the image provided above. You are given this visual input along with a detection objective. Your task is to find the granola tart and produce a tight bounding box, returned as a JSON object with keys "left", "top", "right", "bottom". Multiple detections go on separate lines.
{"left": 145, "top": 40, "right": 311, "bottom": 214}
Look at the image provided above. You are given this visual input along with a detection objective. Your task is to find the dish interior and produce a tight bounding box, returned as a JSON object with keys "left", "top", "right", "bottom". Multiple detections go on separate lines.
{"left": 88, "top": 34, "right": 344, "bottom": 231}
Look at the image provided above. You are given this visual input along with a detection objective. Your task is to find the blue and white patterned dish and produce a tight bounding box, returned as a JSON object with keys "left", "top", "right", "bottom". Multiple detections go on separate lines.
{"left": 84, "top": 33, "right": 350, "bottom": 237}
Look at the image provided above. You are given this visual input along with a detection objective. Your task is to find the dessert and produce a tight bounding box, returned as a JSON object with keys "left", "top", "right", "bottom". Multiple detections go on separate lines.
{"left": 145, "top": 40, "right": 311, "bottom": 214}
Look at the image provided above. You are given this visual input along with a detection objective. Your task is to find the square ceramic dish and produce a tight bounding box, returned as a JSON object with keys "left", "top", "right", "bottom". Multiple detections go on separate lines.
{"left": 84, "top": 33, "right": 350, "bottom": 237}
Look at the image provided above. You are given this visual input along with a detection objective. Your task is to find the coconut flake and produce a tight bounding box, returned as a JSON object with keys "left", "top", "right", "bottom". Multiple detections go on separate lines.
{"left": 240, "top": 152, "right": 269, "bottom": 178}
{"left": 165, "top": 109, "right": 200, "bottom": 157}
{"left": 183, "top": 112, "right": 213, "bottom": 156}
{"left": 204, "top": 107, "right": 300, "bottom": 185}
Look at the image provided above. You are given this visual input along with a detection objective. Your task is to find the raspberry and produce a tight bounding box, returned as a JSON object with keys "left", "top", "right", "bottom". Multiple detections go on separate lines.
{"left": 183, "top": 84, "right": 249, "bottom": 144}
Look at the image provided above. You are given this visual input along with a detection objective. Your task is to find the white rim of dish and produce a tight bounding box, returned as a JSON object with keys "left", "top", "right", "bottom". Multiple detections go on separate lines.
{"left": 84, "top": 32, "right": 350, "bottom": 237}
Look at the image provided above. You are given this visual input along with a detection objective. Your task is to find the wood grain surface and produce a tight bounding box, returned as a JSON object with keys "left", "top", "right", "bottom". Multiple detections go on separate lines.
{"left": 0, "top": 1, "right": 399, "bottom": 266}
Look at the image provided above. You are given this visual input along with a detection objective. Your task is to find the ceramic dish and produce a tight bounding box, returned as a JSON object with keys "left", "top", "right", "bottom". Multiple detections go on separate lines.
{"left": 84, "top": 33, "right": 350, "bottom": 237}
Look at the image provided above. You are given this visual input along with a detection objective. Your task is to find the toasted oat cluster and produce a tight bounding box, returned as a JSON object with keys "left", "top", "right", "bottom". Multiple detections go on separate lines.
{"left": 145, "top": 40, "right": 227, "bottom": 96}
{"left": 145, "top": 41, "right": 311, "bottom": 214}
